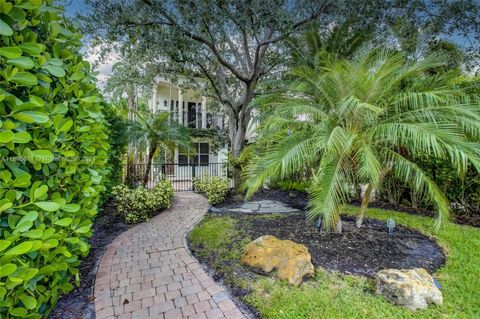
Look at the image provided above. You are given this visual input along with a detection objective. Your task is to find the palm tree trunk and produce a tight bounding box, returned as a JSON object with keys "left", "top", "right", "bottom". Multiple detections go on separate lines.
{"left": 356, "top": 183, "right": 373, "bottom": 228}
{"left": 143, "top": 145, "right": 157, "bottom": 187}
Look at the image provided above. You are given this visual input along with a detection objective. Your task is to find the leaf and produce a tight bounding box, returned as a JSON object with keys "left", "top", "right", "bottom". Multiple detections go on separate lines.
{"left": 12, "top": 111, "right": 49, "bottom": 124}
{"left": 33, "top": 185, "right": 48, "bottom": 199}
{"left": 23, "top": 229, "right": 43, "bottom": 239}
{"left": 34, "top": 201, "right": 61, "bottom": 212}
{"left": 0, "top": 240, "right": 11, "bottom": 251}
{"left": 0, "top": 47, "right": 22, "bottom": 58}
{"left": 4, "top": 241, "right": 33, "bottom": 255}
{"left": 31, "top": 150, "right": 54, "bottom": 163}
{"left": 15, "top": 0, "right": 42, "bottom": 9}
{"left": 58, "top": 119, "right": 73, "bottom": 132}
{"left": 0, "top": 18, "right": 13, "bottom": 36}
{"left": 0, "top": 170, "right": 12, "bottom": 183}
{"left": 76, "top": 225, "right": 91, "bottom": 234}
{"left": 19, "top": 211, "right": 38, "bottom": 223}
{"left": 0, "top": 200, "right": 13, "bottom": 212}
{"left": 53, "top": 218, "right": 72, "bottom": 226}
{"left": 12, "top": 175, "right": 30, "bottom": 188}
{"left": 14, "top": 220, "right": 33, "bottom": 233}
{"left": 29, "top": 95, "right": 45, "bottom": 106}
{"left": 7, "top": 57, "right": 34, "bottom": 69}
{"left": 10, "top": 307, "right": 27, "bottom": 317}
{"left": 62, "top": 203, "right": 80, "bottom": 213}
{"left": 80, "top": 96, "right": 100, "bottom": 103}
{"left": 0, "top": 130, "right": 14, "bottom": 143}
{"left": 44, "top": 65, "right": 66, "bottom": 77}
{"left": 20, "top": 294, "right": 37, "bottom": 309}
{"left": 0, "top": 264, "right": 16, "bottom": 277}
{"left": 10, "top": 72, "right": 38, "bottom": 86}
{"left": 18, "top": 43, "right": 44, "bottom": 56}
{"left": 12, "top": 131, "right": 32, "bottom": 143}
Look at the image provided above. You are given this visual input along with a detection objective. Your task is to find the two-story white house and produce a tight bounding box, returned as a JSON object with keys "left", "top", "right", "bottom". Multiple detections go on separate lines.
{"left": 149, "top": 76, "right": 229, "bottom": 185}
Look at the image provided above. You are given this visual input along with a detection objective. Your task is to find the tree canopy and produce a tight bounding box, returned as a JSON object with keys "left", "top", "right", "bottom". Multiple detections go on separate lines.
{"left": 79, "top": 0, "right": 480, "bottom": 190}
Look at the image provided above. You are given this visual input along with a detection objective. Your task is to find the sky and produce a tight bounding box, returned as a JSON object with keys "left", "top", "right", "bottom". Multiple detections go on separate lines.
{"left": 59, "top": 0, "right": 115, "bottom": 87}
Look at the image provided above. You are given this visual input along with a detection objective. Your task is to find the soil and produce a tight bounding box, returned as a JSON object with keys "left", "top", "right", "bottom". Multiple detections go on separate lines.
{"left": 48, "top": 200, "right": 132, "bottom": 319}
{"left": 237, "top": 213, "right": 446, "bottom": 277}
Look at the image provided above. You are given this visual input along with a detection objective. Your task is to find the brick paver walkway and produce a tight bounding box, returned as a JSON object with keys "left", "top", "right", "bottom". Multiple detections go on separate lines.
{"left": 94, "top": 192, "right": 246, "bottom": 319}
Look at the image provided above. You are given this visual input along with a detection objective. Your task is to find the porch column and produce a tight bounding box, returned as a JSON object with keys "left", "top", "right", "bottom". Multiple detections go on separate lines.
{"left": 201, "top": 96, "right": 207, "bottom": 129}
{"left": 178, "top": 87, "right": 183, "bottom": 126}
{"left": 151, "top": 83, "right": 157, "bottom": 112}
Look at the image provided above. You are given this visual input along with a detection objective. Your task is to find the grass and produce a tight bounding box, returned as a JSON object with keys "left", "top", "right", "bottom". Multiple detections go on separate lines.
{"left": 188, "top": 207, "right": 480, "bottom": 319}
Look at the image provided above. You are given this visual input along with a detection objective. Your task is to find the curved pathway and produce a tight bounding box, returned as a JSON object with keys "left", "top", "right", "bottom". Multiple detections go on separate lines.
{"left": 94, "top": 192, "right": 246, "bottom": 319}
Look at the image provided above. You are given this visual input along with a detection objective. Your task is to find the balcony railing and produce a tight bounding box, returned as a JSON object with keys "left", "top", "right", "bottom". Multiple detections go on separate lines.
{"left": 167, "top": 111, "right": 224, "bottom": 130}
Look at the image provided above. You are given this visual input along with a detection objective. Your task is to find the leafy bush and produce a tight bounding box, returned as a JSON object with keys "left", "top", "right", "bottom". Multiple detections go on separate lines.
{"left": 378, "top": 155, "right": 480, "bottom": 215}
{"left": 193, "top": 175, "right": 230, "bottom": 205}
{"left": 0, "top": 1, "right": 110, "bottom": 317}
{"left": 271, "top": 179, "right": 311, "bottom": 192}
{"left": 112, "top": 181, "right": 174, "bottom": 223}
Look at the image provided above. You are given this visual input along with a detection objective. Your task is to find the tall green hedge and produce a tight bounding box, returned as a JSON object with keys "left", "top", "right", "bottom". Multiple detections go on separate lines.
{"left": 0, "top": 0, "right": 109, "bottom": 317}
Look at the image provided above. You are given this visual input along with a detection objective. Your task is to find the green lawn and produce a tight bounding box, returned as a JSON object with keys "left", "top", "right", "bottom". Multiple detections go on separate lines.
{"left": 188, "top": 207, "right": 480, "bottom": 319}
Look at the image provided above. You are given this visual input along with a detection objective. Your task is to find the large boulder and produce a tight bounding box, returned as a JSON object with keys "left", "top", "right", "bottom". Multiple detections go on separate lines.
{"left": 375, "top": 268, "right": 443, "bottom": 310}
{"left": 240, "top": 235, "right": 314, "bottom": 285}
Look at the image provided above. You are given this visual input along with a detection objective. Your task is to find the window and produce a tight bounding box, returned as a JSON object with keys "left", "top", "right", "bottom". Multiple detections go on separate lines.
{"left": 178, "top": 143, "right": 209, "bottom": 166}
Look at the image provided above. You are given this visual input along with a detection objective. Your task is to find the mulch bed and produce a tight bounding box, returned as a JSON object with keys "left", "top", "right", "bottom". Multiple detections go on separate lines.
{"left": 219, "top": 188, "right": 480, "bottom": 228}
{"left": 48, "top": 200, "right": 131, "bottom": 319}
{"left": 237, "top": 213, "right": 446, "bottom": 277}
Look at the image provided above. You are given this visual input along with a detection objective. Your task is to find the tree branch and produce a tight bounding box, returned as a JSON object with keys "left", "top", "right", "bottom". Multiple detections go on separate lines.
{"left": 139, "top": 0, "right": 249, "bottom": 82}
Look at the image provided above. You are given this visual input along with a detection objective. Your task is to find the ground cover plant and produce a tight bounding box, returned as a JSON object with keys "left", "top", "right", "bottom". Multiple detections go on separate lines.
{"left": 0, "top": 0, "right": 110, "bottom": 317}
{"left": 188, "top": 206, "right": 480, "bottom": 319}
{"left": 111, "top": 181, "right": 174, "bottom": 223}
{"left": 193, "top": 175, "right": 230, "bottom": 205}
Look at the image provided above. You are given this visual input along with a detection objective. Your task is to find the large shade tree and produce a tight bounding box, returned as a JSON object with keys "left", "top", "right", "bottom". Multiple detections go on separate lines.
{"left": 243, "top": 49, "right": 480, "bottom": 232}
{"left": 80, "top": 0, "right": 326, "bottom": 186}
{"left": 79, "top": 0, "right": 480, "bottom": 187}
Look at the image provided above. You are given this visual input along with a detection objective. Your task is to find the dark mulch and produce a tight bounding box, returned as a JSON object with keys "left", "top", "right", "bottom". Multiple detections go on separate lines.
{"left": 220, "top": 187, "right": 480, "bottom": 228}
{"left": 48, "top": 200, "right": 131, "bottom": 319}
{"left": 217, "top": 188, "right": 309, "bottom": 210}
{"left": 237, "top": 213, "right": 446, "bottom": 277}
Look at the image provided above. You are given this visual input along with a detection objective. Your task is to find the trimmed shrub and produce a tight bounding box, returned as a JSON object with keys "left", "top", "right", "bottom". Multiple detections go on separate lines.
{"left": 111, "top": 180, "right": 174, "bottom": 223}
{"left": 0, "top": 1, "right": 109, "bottom": 317}
{"left": 193, "top": 175, "right": 230, "bottom": 205}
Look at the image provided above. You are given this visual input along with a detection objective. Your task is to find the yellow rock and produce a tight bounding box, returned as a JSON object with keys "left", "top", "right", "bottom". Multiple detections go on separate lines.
{"left": 240, "top": 235, "right": 314, "bottom": 286}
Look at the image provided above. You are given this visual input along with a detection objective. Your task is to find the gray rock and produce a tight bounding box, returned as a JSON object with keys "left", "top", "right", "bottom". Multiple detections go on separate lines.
{"left": 208, "top": 207, "right": 224, "bottom": 214}
{"left": 229, "top": 208, "right": 254, "bottom": 213}
{"left": 376, "top": 268, "right": 443, "bottom": 310}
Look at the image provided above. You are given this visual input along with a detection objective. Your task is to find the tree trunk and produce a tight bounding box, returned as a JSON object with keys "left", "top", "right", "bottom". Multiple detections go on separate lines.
{"left": 142, "top": 145, "right": 157, "bottom": 187}
{"left": 335, "top": 217, "right": 343, "bottom": 233}
{"left": 356, "top": 183, "right": 373, "bottom": 228}
{"left": 228, "top": 87, "right": 253, "bottom": 192}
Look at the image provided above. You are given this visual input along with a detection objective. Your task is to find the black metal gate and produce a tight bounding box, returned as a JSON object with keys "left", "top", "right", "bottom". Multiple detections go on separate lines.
{"left": 124, "top": 163, "right": 230, "bottom": 191}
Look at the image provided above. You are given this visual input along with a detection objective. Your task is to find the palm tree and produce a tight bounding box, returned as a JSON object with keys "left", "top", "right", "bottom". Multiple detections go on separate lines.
{"left": 243, "top": 49, "right": 480, "bottom": 232}
{"left": 128, "top": 107, "right": 191, "bottom": 187}
{"left": 287, "top": 20, "right": 372, "bottom": 70}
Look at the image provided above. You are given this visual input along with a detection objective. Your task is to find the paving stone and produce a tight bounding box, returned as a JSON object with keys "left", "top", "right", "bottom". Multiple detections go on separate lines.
{"left": 94, "top": 192, "right": 245, "bottom": 319}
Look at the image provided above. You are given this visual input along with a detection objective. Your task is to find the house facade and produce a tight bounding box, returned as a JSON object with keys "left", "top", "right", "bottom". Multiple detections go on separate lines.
{"left": 149, "top": 76, "right": 229, "bottom": 184}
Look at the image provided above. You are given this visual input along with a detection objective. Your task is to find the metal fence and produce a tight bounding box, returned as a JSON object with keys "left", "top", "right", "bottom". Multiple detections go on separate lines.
{"left": 124, "top": 162, "right": 231, "bottom": 191}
